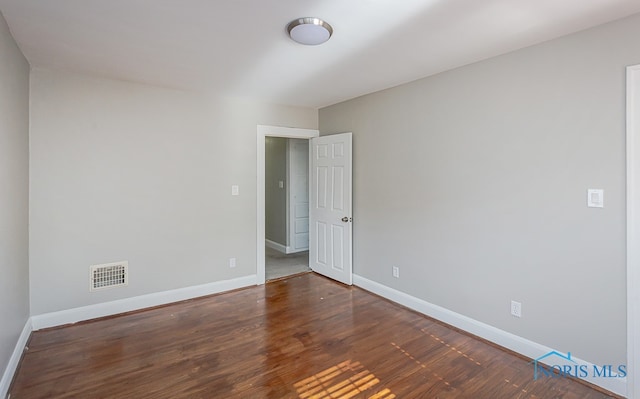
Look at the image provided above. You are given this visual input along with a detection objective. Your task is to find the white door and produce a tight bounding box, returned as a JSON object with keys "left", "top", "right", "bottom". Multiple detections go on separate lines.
{"left": 309, "top": 133, "right": 353, "bottom": 285}
{"left": 287, "top": 139, "right": 309, "bottom": 253}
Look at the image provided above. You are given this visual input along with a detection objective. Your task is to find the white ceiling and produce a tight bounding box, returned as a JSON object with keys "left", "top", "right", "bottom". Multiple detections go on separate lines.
{"left": 1, "top": 0, "right": 640, "bottom": 109}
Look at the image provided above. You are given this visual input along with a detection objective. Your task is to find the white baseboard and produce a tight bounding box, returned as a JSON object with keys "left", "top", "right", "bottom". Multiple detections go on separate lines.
{"left": 286, "top": 247, "right": 308, "bottom": 254}
{"left": 0, "top": 318, "right": 32, "bottom": 399}
{"left": 6, "top": 275, "right": 626, "bottom": 397}
{"left": 31, "top": 275, "right": 257, "bottom": 330}
{"left": 353, "top": 274, "right": 627, "bottom": 397}
{"left": 265, "top": 239, "right": 287, "bottom": 253}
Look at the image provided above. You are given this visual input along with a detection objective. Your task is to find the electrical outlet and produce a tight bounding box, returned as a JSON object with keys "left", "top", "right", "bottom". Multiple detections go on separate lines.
{"left": 511, "top": 300, "right": 522, "bottom": 318}
{"left": 392, "top": 266, "right": 400, "bottom": 278}
{"left": 229, "top": 258, "right": 236, "bottom": 268}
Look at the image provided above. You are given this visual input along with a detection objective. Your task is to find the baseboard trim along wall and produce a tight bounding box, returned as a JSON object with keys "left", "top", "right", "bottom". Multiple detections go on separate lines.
{"left": 31, "top": 275, "right": 257, "bottom": 330}
{"left": 265, "top": 239, "right": 287, "bottom": 254}
{"left": 5, "top": 274, "right": 625, "bottom": 397}
{"left": 0, "top": 318, "right": 32, "bottom": 399}
{"left": 2, "top": 275, "right": 257, "bottom": 396}
{"left": 352, "top": 274, "right": 627, "bottom": 397}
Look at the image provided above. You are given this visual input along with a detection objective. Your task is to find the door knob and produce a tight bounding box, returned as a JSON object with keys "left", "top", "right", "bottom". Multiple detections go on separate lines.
{"left": 341, "top": 217, "right": 351, "bottom": 222}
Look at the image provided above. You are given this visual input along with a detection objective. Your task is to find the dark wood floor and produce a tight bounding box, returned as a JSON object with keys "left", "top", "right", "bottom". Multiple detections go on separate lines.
{"left": 10, "top": 273, "right": 620, "bottom": 398}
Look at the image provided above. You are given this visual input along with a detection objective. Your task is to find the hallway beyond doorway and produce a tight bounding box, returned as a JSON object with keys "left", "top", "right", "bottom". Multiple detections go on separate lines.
{"left": 265, "top": 246, "right": 309, "bottom": 281}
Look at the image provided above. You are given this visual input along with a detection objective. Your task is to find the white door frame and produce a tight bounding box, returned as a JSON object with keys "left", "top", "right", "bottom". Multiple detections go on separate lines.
{"left": 627, "top": 64, "right": 640, "bottom": 399}
{"left": 257, "top": 125, "right": 319, "bottom": 285}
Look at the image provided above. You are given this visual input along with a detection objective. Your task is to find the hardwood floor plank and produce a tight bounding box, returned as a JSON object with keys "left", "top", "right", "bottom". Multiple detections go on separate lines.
{"left": 10, "top": 273, "right": 621, "bottom": 398}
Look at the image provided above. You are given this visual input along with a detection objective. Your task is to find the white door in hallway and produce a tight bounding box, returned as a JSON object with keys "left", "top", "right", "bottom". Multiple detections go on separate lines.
{"left": 288, "top": 138, "right": 310, "bottom": 253}
{"left": 309, "top": 133, "right": 352, "bottom": 285}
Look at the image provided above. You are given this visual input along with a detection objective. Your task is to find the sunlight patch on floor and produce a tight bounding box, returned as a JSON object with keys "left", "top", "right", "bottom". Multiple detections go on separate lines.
{"left": 294, "top": 360, "right": 395, "bottom": 399}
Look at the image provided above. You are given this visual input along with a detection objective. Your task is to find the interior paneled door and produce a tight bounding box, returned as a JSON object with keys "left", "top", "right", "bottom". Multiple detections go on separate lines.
{"left": 309, "top": 132, "right": 353, "bottom": 285}
{"left": 288, "top": 138, "right": 310, "bottom": 253}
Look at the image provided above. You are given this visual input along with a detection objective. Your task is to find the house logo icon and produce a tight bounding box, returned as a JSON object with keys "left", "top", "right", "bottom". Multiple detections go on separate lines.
{"left": 529, "top": 350, "right": 627, "bottom": 381}
{"left": 530, "top": 351, "right": 576, "bottom": 380}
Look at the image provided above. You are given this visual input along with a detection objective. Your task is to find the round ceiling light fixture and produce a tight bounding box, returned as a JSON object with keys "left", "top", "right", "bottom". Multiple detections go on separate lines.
{"left": 287, "top": 17, "right": 333, "bottom": 45}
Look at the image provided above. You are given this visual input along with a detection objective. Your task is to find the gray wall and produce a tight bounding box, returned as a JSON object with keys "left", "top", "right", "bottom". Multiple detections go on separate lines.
{"left": 265, "top": 137, "right": 287, "bottom": 246}
{"left": 0, "top": 12, "right": 30, "bottom": 380}
{"left": 29, "top": 68, "right": 317, "bottom": 315}
{"left": 320, "top": 13, "right": 640, "bottom": 366}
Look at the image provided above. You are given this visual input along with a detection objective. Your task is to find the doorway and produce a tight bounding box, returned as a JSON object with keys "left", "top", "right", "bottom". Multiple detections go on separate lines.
{"left": 256, "top": 125, "right": 319, "bottom": 285}
{"left": 264, "top": 136, "right": 310, "bottom": 280}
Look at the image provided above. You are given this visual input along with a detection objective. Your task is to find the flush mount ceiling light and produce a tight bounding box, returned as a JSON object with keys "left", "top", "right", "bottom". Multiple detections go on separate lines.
{"left": 287, "top": 17, "right": 333, "bottom": 45}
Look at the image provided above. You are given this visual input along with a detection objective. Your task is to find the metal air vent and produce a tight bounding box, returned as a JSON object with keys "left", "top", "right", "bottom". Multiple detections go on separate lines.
{"left": 90, "top": 261, "right": 128, "bottom": 291}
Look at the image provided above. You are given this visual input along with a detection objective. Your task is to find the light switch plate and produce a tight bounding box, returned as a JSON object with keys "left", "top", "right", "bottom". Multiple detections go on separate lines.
{"left": 587, "top": 189, "right": 603, "bottom": 208}
{"left": 232, "top": 185, "right": 239, "bottom": 196}
{"left": 279, "top": 180, "right": 284, "bottom": 189}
